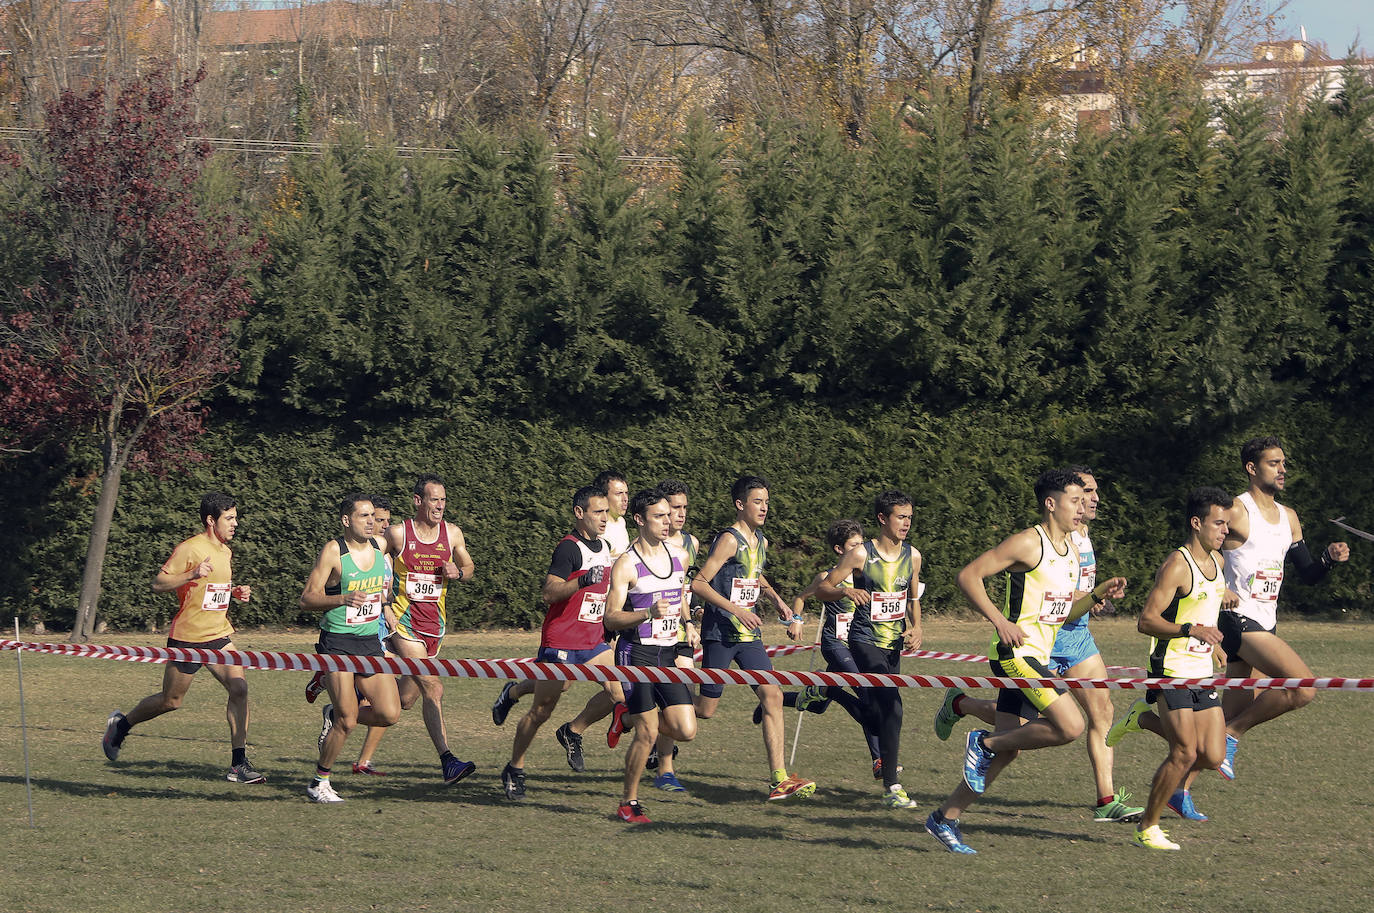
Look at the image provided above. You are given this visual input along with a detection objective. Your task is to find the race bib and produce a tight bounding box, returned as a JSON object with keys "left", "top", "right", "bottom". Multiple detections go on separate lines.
{"left": 1077, "top": 552, "right": 1097, "bottom": 591}
{"left": 834, "top": 611, "right": 853, "bottom": 642}
{"left": 1040, "top": 591, "right": 1073, "bottom": 624}
{"left": 729, "top": 577, "right": 759, "bottom": 609}
{"left": 648, "top": 596, "right": 682, "bottom": 644}
{"left": 405, "top": 572, "right": 443, "bottom": 602}
{"left": 577, "top": 591, "right": 607, "bottom": 623}
{"left": 201, "top": 583, "right": 232, "bottom": 612}
{"left": 346, "top": 593, "right": 383, "bottom": 626}
{"left": 1188, "top": 639, "right": 1213, "bottom": 656}
{"left": 1249, "top": 563, "right": 1283, "bottom": 603}
{"left": 870, "top": 591, "right": 907, "bottom": 623}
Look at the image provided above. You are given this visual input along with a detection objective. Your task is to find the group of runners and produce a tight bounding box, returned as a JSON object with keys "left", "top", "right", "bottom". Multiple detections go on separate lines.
{"left": 99, "top": 436, "right": 1352, "bottom": 852}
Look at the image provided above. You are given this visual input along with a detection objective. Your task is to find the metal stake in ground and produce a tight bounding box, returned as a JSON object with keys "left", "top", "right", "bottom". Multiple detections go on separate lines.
{"left": 788, "top": 619, "right": 824, "bottom": 769}
{"left": 15, "top": 617, "right": 35, "bottom": 827}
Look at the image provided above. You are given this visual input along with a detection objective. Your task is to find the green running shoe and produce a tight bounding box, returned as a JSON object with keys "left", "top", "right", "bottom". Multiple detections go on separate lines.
{"left": 934, "top": 687, "right": 965, "bottom": 741}
{"left": 1093, "top": 789, "right": 1144, "bottom": 822}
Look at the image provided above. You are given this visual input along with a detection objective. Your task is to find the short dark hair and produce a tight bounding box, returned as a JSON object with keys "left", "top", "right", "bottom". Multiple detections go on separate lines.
{"left": 573, "top": 485, "right": 608, "bottom": 511}
{"left": 1034, "top": 469, "right": 1085, "bottom": 507}
{"left": 592, "top": 469, "right": 626, "bottom": 490}
{"left": 1240, "top": 436, "right": 1283, "bottom": 472}
{"left": 370, "top": 495, "right": 391, "bottom": 512}
{"left": 200, "top": 492, "right": 236, "bottom": 525}
{"left": 731, "top": 474, "right": 768, "bottom": 505}
{"left": 826, "top": 518, "right": 864, "bottom": 551}
{"left": 1065, "top": 464, "right": 1095, "bottom": 479}
{"left": 339, "top": 492, "right": 372, "bottom": 517}
{"left": 874, "top": 490, "right": 913, "bottom": 521}
{"left": 1186, "top": 486, "right": 1233, "bottom": 531}
{"left": 658, "top": 478, "right": 690, "bottom": 499}
{"left": 413, "top": 474, "right": 445, "bottom": 498}
{"left": 630, "top": 487, "right": 669, "bottom": 524}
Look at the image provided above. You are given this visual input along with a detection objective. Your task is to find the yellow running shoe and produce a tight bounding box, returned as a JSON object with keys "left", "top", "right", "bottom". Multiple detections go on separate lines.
{"left": 1106, "top": 698, "right": 1149, "bottom": 747}
{"left": 1133, "top": 825, "right": 1180, "bottom": 851}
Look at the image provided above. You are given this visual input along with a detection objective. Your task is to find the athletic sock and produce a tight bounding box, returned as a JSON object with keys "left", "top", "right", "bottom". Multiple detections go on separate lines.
{"left": 115, "top": 716, "right": 132, "bottom": 740}
{"left": 951, "top": 695, "right": 966, "bottom": 716}
{"left": 771, "top": 768, "right": 787, "bottom": 785}
{"left": 232, "top": 747, "right": 247, "bottom": 766}
{"left": 440, "top": 750, "right": 456, "bottom": 764}
{"left": 315, "top": 765, "right": 331, "bottom": 780}
{"left": 1097, "top": 794, "right": 1115, "bottom": 807}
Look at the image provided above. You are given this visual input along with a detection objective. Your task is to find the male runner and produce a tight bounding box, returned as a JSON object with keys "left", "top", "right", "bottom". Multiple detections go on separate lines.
{"left": 347, "top": 495, "right": 395, "bottom": 774}
{"left": 641, "top": 478, "right": 701, "bottom": 792}
{"left": 819, "top": 492, "right": 923, "bottom": 809}
{"left": 933, "top": 467, "right": 1143, "bottom": 822}
{"left": 1110, "top": 436, "right": 1351, "bottom": 799}
{"left": 781, "top": 519, "right": 884, "bottom": 775}
{"left": 594, "top": 469, "right": 631, "bottom": 558}
{"left": 1127, "top": 486, "right": 1235, "bottom": 849}
{"left": 495, "top": 485, "right": 628, "bottom": 799}
{"left": 368, "top": 474, "right": 478, "bottom": 784}
{"left": 300, "top": 494, "right": 402, "bottom": 802}
{"left": 692, "top": 475, "right": 815, "bottom": 801}
{"left": 603, "top": 487, "right": 699, "bottom": 823}
{"left": 925, "top": 469, "right": 1126, "bottom": 854}
{"left": 102, "top": 492, "right": 263, "bottom": 784}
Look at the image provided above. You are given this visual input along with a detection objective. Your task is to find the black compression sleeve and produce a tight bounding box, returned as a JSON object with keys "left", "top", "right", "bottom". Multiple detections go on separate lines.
{"left": 1288, "top": 540, "right": 1333, "bottom": 585}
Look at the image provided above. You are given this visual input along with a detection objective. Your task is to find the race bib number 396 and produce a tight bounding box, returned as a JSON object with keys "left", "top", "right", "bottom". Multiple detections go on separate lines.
{"left": 405, "top": 572, "right": 442, "bottom": 602}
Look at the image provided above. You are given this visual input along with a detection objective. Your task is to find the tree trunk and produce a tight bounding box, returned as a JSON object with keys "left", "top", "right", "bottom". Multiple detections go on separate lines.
{"left": 965, "top": 0, "right": 998, "bottom": 136}
{"left": 71, "top": 454, "right": 123, "bottom": 641}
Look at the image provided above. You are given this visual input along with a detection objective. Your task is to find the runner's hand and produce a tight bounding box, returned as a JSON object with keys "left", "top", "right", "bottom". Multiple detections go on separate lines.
{"left": 786, "top": 620, "right": 803, "bottom": 641}
{"left": 231, "top": 585, "right": 251, "bottom": 602}
{"left": 1221, "top": 588, "right": 1241, "bottom": 611}
{"left": 994, "top": 617, "right": 1024, "bottom": 648}
{"left": 342, "top": 591, "right": 370, "bottom": 609}
{"left": 1191, "top": 623, "right": 1223, "bottom": 646}
{"left": 1328, "top": 542, "right": 1350, "bottom": 562}
{"left": 192, "top": 557, "right": 213, "bottom": 579}
{"left": 734, "top": 609, "right": 762, "bottom": 630}
{"left": 847, "top": 589, "right": 873, "bottom": 606}
{"left": 903, "top": 624, "right": 922, "bottom": 651}
{"left": 443, "top": 559, "right": 461, "bottom": 580}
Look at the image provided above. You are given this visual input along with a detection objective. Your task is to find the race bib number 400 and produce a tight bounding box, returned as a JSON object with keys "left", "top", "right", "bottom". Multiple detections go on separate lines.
{"left": 201, "top": 583, "right": 232, "bottom": 612}
{"left": 405, "top": 572, "right": 443, "bottom": 602}
{"left": 1040, "top": 591, "right": 1073, "bottom": 625}
{"left": 869, "top": 591, "right": 907, "bottom": 623}
{"left": 346, "top": 593, "right": 383, "bottom": 626}
{"left": 729, "top": 577, "right": 759, "bottom": 609}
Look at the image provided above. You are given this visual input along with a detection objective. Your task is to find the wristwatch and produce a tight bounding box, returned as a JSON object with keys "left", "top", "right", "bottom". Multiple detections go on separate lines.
{"left": 1179, "top": 623, "right": 1194, "bottom": 639}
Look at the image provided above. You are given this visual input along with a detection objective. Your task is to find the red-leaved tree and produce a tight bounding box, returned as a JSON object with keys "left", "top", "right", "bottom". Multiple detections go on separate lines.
{"left": 0, "top": 65, "right": 266, "bottom": 640}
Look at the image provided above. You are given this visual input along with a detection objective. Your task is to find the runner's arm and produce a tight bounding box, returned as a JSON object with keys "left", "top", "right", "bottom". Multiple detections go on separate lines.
{"left": 903, "top": 552, "right": 924, "bottom": 650}
{"left": 603, "top": 554, "right": 653, "bottom": 631}
{"left": 1066, "top": 576, "right": 1127, "bottom": 623}
{"left": 1137, "top": 554, "right": 1220, "bottom": 645}
{"left": 300, "top": 541, "right": 354, "bottom": 611}
{"left": 153, "top": 543, "right": 211, "bottom": 594}
{"left": 957, "top": 529, "right": 1040, "bottom": 646}
{"left": 446, "top": 523, "right": 476, "bottom": 581}
{"left": 818, "top": 545, "right": 870, "bottom": 604}
{"left": 690, "top": 535, "right": 758, "bottom": 622}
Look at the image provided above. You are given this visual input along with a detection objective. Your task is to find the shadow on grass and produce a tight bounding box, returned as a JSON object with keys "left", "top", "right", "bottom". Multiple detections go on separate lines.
{"left": 0, "top": 767, "right": 284, "bottom": 801}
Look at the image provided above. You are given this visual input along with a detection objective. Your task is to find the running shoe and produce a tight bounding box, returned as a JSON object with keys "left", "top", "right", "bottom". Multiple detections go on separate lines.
{"left": 491, "top": 681, "right": 518, "bottom": 726}
{"left": 226, "top": 760, "right": 267, "bottom": 784}
{"left": 617, "top": 800, "right": 651, "bottom": 824}
{"left": 1132, "top": 824, "right": 1180, "bottom": 850}
{"left": 883, "top": 784, "right": 917, "bottom": 809}
{"left": 871, "top": 758, "right": 904, "bottom": 780}
{"left": 1168, "top": 789, "right": 1208, "bottom": 821}
{"left": 645, "top": 745, "right": 678, "bottom": 771}
{"left": 962, "top": 730, "right": 994, "bottom": 795}
{"left": 442, "top": 755, "right": 476, "bottom": 785}
{"left": 1106, "top": 698, "right": 1149, "bottom": 747}
{"left": 317, "top": 704, "right": 335, "bottom": 751}
{"left": 796, "top": 685, "right": 830, "bottom": 713}
{"left": 933, "top": 687, "right": 965, "bottom": 741}
{"left": 1093, "top": 789, "right": 1144, "bottom": 822}
{"left": 307, "top": 778, "right": 344, "bottom": 803}
{"left": 606, "top": 702, "right": 629, "bottom": 748}
{"left": 501, "top": 763, "right": 526, "bottom": 800}
{"left": 925, "top": 811, "right": 976, "bottom": 854}
{"left": 767, "top": 774, "right": 817, "bottom": 801}
{"left": 351, "top": 762, "right": 386, "bottom": 776}
{"left": 304, "top": 671, "right": 326, "bottom": 704}
{"left": 556, "top": 722, "right": 585, "bottom": 772}
{"left": 102, "top": 711, "right": 126, "bottom": 762}
{"left": 1218, "top": 733, "right": 1239, "bottom": 780}
{"left": 653, "top": 772, "right": 688, "bottom": 793}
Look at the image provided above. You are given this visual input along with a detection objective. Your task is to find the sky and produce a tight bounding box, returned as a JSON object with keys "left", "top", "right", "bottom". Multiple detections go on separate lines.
{"left": 1277, "top": 0, "right": 1372, "bottom": 55}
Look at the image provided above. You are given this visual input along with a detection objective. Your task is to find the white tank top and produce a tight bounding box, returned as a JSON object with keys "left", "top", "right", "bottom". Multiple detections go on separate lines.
{"left": 1223, "top": 491, "right": 1293, "bottom": 629}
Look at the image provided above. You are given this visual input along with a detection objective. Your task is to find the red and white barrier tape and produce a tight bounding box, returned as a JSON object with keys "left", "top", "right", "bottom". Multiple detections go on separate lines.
{"left": 3, "top": 639, "right": 1370, "bottom": 693}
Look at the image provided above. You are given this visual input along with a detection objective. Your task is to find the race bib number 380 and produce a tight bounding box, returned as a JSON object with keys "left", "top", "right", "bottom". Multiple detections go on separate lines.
{"left": 577, "top": 592, "right": 607, "bottom": 623}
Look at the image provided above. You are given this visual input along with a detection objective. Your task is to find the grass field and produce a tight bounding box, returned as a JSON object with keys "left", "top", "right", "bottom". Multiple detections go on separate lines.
{"left": 3, "top": 617, "right": 1371, "bottom": 913}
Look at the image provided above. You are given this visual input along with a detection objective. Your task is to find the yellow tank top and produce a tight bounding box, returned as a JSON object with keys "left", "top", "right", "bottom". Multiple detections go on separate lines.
{"left": 1149, "top": 547, "right": 1224, "bottom": 678}
{"left": 993, "top": 525, "right": 1078, "bottom": 663}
